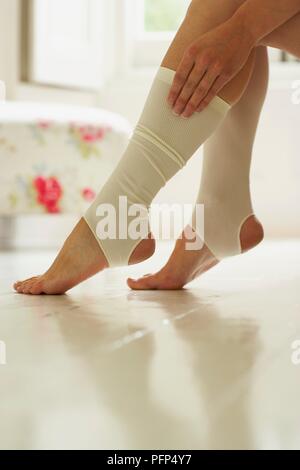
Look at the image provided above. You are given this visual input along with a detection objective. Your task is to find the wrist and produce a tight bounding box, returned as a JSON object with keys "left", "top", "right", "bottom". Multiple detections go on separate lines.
{"left": 227, "top": 8, "right": 261, "bottom": 47}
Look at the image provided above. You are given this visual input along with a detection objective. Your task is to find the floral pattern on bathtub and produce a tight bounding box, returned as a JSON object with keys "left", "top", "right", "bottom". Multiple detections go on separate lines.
{"left": 29, "top": 121, "right": 55, "bottom": 146}
{"left": 0, "top": 135, "right": 17, "bottom": 153}
{"left": 81, "top": 187, "right": 96, "bottom": 202}
{"left": 33, "top": 176, "right": 63, "bottom": 213}
{"left": 8, "top": 173, "right": 98, "bottom": 214}
{"left": 0, "top": 115, "right": 129, "bottom": 215}
{"left": 8, "top": 174, "right": 62, "bottom": 214}
{"left": 68, "top": 124, "right": 112, "bottom": 159}
{"left": 29, "top": 121, "right": 112, "bottom": 159}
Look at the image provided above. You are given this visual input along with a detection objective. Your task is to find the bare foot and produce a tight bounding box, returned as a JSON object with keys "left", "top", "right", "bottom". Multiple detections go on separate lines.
{"left": 127, "top": 215, "right": 264, "bottom": 290}
{"left": 13, "top": 218, "right": 155, "bottom": 295}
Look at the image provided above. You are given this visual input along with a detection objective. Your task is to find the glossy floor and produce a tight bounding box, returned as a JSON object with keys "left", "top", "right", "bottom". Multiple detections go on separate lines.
{"left": 0, "top": 240, "right": 300, "bottom": 450}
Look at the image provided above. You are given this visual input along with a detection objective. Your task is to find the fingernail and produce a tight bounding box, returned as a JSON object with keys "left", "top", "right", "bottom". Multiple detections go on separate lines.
{"left": 172, "top": 110, "right": 180, "bottom": 117}
{"left": 181, "top": 110, "right": 190, "bottom": 118}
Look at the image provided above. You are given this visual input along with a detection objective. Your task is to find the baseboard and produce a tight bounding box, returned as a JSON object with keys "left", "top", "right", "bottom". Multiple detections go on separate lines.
{"left": 0, "top": 215, "right": 79, "bottom": 250}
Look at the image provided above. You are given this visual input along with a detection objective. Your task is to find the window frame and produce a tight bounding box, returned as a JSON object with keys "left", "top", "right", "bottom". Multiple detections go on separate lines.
{"left": 126, "top": 0, "right": 184, "bottom": 68}
{"left": 30, "top": 0, "right": 116, "bottom": 90}
{"left": 27, "top": 0, "right": 299, "bottom": 93}
{"left": 125, "top": 0, "right": 298, "bottom": 68}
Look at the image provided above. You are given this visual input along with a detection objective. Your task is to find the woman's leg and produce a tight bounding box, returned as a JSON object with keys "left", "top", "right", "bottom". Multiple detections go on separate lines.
{"left": 13, "top": 0, "right": 257, "bottom": 295}
{"left": 127, "top": 3, "right": 300, "bottom": 290}
{"left": 261, "top": 12, "right": 300, "bottom": 58}
{"left": 128, "top": 46, "right": 269, "bottom": 290}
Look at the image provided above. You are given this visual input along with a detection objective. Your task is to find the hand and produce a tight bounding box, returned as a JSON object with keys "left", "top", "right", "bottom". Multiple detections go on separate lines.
{"left": 168, "top": 19, "right": 255, "bottom": 118}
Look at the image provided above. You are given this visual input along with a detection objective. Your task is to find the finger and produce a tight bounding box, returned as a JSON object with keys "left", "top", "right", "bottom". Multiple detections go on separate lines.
{"left": 181, "top": 71, "right": 219, "bottom": 118}
{"left": 197, "top": 74, "right": 230, "bottom": 112}
{"left": 172, "top": 65, "right": 207, "bottom": 116}
{"left": 167, "top": 52, "right": 195, "bottom": 107}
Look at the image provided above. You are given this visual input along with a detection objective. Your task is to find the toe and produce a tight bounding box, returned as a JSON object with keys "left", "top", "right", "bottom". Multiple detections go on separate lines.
{"left": 16, "top": 282, "right": 26, "bottom": 294}
{"left": 26, "top": 279, "right": 39, "bottom": 295}
{"left": 14, "top": 277, "right": 34, "bottom": 292}
{"left": 21, "top": 280, "right": 34, "bottom": 294}
{"left": 29, "top": 279, "right": 44, "bottom": 295}
{"left": 18, "top": 278, "right": 35, "bottom": 294}
{"left": 14, "top": 276, "right": 42, "bottom": 294}
{"left": 127, "top": 273, "right": 160, "bottom": 290}
{"left": 128, "top": 269, "right": 185, "bottom": 290}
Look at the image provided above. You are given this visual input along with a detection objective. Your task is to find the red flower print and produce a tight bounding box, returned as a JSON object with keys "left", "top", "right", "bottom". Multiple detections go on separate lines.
{"left": 82, "top": 188, "right": 96, "bottom": 201}
{"left": 78, "top": 125, "right": 108, "bottom": 143}
{"left": 37, "top": 121, "right": 52, "bottom": 130}
{"left": 33, "top": 176, "right": 63, "bottom": 213}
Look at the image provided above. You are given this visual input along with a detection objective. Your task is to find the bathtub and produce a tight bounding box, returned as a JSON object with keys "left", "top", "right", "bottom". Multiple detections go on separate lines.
{"left": 0, "top": 102, "right": 131, "bottom": 248}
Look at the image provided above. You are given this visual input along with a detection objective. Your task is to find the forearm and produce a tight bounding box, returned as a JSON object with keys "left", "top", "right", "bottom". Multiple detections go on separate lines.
{"left": 228, "top": 0, "right": 300, "bottom": 45}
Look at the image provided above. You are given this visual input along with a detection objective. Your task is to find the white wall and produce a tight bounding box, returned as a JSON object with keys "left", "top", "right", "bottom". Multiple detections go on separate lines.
{"left": 252, "top": 73, "right": 300, "bottom": 238}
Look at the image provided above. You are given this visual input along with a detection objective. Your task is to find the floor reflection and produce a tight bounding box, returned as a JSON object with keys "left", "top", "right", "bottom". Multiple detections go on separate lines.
{"left": 43, "top": 295, "right": 185, "bottom": 449}
{"left": 127, "top": 290, "right": 261, "bottom": 449}
{"left": 38, "top": 288, "right": 261, "bottom": 449}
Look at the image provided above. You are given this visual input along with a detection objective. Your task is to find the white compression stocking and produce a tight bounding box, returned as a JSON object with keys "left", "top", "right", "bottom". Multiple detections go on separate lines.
{"left": 84, "top": 66, "right": 230, "bottom": 267}
{"left": 193, "top": 47, "right": 269, "bottom": 260}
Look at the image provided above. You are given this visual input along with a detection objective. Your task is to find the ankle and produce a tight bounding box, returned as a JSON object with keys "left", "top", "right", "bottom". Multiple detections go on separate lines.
{"left": 129, "top": 235, "right": 156, "bottom": 265}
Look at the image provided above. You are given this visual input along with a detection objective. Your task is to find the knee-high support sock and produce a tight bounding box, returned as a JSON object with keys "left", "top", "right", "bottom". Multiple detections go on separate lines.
{"left": 193, "top": 47, "right": 269, "bottom": 260}
{"left": 84, "top": 67, "right": 230, "bottom": 267}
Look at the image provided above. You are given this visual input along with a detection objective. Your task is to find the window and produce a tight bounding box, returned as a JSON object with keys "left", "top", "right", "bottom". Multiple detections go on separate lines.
{"left": 143, "top": 0, "right": 190, "bottom": 33}
{"left": 29, "top": 0, "right": 115, "bottom": 90}
{"left": 130, "top": 0, "right": 298, "bottom": 68}
{"left": 131, "top": 0, "right": 190, "bottom": 67}
{"left": 27, "top": 0, "right": 298, "bottom": 91}
{"left": 29, "top": 0, "right": 191, "bottom": 85}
